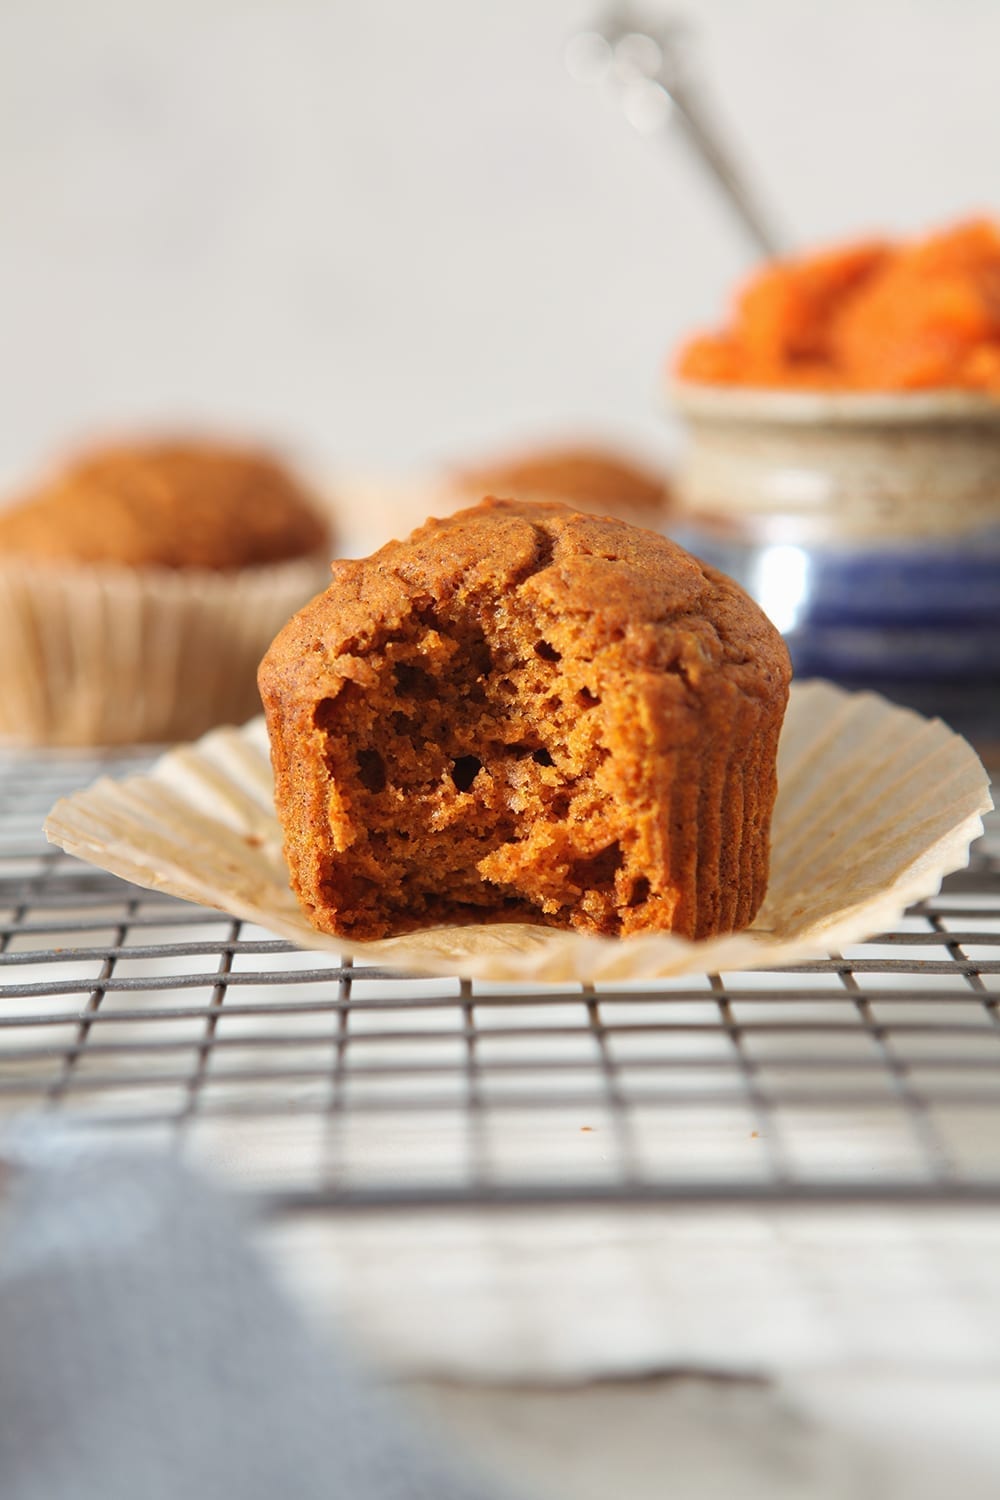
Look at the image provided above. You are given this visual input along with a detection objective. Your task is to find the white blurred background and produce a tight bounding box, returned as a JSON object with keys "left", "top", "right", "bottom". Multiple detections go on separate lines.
{"left": 0, "top": 0, "right": 997, "bottom": 481}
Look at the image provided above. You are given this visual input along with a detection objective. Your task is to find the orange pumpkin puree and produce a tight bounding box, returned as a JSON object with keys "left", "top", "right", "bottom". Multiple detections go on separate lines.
{"left": 676, "top": 219, "right": 1000, "bottom": 393}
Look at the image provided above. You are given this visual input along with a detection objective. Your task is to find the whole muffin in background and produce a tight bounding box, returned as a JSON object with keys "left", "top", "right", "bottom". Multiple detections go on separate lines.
{"left": 0, "top": 437, "right": 332, "bottom": 746}
{"left": 0, "top": 440, "right": 328, "bottom": 569}
{"left": 450, "top": 442, "right": 672, "bottom": 528}
{"left": 260, "top": 498, "right": 790, "bottom": 943}
{"left": 327, "top": 441, "right": 673, "bottom": 558}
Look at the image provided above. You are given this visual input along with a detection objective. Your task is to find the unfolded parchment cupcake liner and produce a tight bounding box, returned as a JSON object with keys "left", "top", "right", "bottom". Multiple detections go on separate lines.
{"left": 43, "top": 680, "right": 992, "bottom": 983}
{"left": 0, "top": 554, "right": 331, "bottom": 747}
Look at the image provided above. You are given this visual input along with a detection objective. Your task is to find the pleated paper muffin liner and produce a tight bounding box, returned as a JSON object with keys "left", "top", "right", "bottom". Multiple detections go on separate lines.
{"left": 44, "top": 680, "right": 991, "bottom": 983}
{"left": 0, "top": 554, "right": 331, "bottom": 747}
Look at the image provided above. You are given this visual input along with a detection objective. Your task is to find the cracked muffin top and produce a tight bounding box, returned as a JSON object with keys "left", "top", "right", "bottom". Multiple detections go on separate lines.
{"left": 264, "top": 496, "right": 785, "bottom": 705}
{"left": 0, "top": 439, "right": 330, "bottom": 570}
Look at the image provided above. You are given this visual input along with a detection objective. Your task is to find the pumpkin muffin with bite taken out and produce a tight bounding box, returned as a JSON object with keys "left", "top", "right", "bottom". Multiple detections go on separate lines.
{"left": 259, "top": 497, "right": 790, "bottom": 942}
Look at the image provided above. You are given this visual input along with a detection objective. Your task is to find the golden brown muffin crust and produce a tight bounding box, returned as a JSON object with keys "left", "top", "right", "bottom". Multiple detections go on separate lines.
{"left": 453, "top": 444, "right": 670, "bottom": 522}
{"left": 0, "top": 440, "right": 330, "bottom": 570}
{"left": 260, "top": 499, "right": 790, "bottom": 942}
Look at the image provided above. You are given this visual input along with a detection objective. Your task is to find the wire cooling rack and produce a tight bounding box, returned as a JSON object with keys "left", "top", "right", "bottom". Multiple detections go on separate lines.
{"left": 0, "top": 744, "right": 998, "bottom": 1213}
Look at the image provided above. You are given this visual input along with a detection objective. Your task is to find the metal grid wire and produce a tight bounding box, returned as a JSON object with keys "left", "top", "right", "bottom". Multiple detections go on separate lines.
{"left": 0, "top": 745, "right": 998, "bottom": 1212}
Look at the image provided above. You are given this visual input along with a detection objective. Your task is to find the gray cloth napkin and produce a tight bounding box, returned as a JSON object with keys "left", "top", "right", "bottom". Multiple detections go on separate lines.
{"left": 0, "top": 1121, "right": 507, "bottom": 1500}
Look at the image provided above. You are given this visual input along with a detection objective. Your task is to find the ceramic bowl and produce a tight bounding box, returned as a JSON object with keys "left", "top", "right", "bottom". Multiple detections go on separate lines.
{"left": 671, "top": 383, "right": 1000, "bottom": 543}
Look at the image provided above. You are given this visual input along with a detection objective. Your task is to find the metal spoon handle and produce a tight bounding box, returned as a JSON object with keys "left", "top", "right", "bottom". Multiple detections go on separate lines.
{"left": 569, "top": 7, "right": 784, "bottom": 260}
{"left": 666, "top": 72, "right": 783, "bottom": 259}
